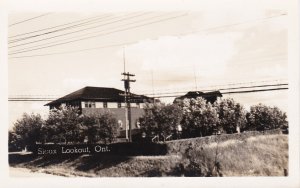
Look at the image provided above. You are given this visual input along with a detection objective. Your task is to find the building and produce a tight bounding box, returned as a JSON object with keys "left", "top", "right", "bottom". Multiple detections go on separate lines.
{"left": 45, "top": 86, "right": 153, "bottom": 131}
{"left": 174, "top": 91, "right": 222, "bottom": 104}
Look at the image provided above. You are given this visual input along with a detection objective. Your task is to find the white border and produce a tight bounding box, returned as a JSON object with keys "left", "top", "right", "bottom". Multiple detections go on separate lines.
{"left": 0, "top": 0, "right": 299, "bottom": 188}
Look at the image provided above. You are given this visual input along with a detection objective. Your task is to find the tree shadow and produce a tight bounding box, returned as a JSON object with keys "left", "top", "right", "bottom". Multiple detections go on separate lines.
{"left": 9, "top": 153, "right": 36, "bottom": 166}
{"left": 74, "top": 154, "right": 131, "bottom": 172}
{"left": 140, "top": 168, "right": 163, "bottom": 177}
{"left": 9, "top": 153, "right": 84, "bottom": 168}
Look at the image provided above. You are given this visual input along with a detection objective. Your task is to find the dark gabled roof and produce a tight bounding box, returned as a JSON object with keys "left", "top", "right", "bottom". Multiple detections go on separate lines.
{"left": 174, "top": 90, "right": 222, "bottom": 101}
{"left": 45, "top": 86, "right": 152, "bottom": 106}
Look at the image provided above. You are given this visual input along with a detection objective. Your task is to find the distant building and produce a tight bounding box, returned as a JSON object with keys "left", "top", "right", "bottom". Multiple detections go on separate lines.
{"left": 174, "top": 91, "right": 222, "bottom": 104}
{"left": 45, "top": 86, "right": 153, "bottom": 131}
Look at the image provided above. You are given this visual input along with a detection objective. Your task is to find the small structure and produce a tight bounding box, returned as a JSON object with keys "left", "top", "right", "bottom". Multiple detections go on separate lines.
{"left": 174, "top": 91, "right": 222, "bottom": 104}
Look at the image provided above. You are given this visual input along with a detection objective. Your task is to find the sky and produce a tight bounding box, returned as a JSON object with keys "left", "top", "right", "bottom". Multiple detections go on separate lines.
{"left": 7, "top": 0, "right": 289, "bottom": 128}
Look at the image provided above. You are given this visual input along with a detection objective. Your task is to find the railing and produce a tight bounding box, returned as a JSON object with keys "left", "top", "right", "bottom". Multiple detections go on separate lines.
{"left": 152, "top": 135, "right": 159, "bottom": 142}
{"left": 166, "top": 135, "right": 172, "bottom": 141}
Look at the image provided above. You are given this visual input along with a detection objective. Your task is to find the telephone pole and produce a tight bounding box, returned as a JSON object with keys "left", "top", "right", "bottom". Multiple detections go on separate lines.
{"left": 121, "top": 72, "right": 136, "bottom": 142}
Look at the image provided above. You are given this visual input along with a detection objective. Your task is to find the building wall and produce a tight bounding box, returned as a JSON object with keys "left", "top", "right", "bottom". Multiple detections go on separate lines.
{"left": 82, "top": 108, "right": 145, "bottom": 130}
{"left": 95, "top": 102, "right": 104, "bottom": 108}
{"left": 81, "top": 101, "right": 143, "bottom": 109}
{"left": 50, "top": 100, "right": 146, "bottom": 130}
{"left": 107, "top": 102, "right": 118, "bottom": 108}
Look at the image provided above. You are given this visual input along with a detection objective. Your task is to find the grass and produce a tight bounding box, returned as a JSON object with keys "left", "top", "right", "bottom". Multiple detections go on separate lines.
{"left": 9, "top": 131, "right": 288, "bottom": 177}
{"left": 216, "top": 135, "right": 288, "bottom": 176}
{"left": 10, "top": 154, "right": 182, "bottom": 177}
{"left": 177, "top": 134, "right": 288, "bottom": 176}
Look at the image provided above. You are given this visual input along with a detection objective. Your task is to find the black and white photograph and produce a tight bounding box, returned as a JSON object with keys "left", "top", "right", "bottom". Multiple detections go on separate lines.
{"left": 1, "top": 0, "right": 299, "bottom": 187}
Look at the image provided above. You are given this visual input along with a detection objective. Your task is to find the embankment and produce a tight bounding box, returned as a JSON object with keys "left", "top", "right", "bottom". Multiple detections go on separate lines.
{"left": 9, "top": 130, "right": 288, "bottom": 177}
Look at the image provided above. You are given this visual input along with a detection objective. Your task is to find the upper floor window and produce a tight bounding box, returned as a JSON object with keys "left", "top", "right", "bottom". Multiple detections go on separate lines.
{"left": 103, "top": 102, "right": 108, "bottom": 108}
{"left": 118, "top": 102, "right": 122, "bottom": 108}
{"left": 85, "top": 101, "right": 95, "bottom": 108}
{"left": 118, "top": 120, "right": 123, "bottom": 129}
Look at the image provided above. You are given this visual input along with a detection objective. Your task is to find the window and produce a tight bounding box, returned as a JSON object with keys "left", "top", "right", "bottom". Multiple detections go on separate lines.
{"left": 103, "top": 102, "right": 108, "bottom": 108}
{"left": 118, "top": 120, "right": 123, "bottom": 129}
{"left": 136, "top": 103, "right": 140, "bottom": 108}
{"left": 118, "top": 102, "right": 121, "bottom": 108}
{"left": 136, "top": 121, "right": 140, "bottom": 129}
{"left": 85, "top": 101, "right": 95, "bottom": 108}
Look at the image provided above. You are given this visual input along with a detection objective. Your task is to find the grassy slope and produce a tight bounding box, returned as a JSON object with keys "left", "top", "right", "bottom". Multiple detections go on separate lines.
{"left": 217, "top": 135, "right": 288, "bottom": 176}
{"left": 9, "top": 132, "right": 288, "bottom": 177}
{"left": 180, "top": 134, "right": 288, "bottom": 176}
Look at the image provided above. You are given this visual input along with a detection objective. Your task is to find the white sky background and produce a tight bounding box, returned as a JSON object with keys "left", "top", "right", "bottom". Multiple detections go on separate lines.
{"left": 7, "top": 0, "right": 289, "bottom": 128}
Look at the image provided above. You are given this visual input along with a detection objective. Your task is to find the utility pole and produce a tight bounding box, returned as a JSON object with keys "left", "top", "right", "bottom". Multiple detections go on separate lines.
{"left": 121, "top": 72, "right": 136, "bottom": 142}
{"left": 122, "top": 47, "right": 128, "bottom": 141}
{"left": 193, "top": 64, "right": 198, "bottom": 91}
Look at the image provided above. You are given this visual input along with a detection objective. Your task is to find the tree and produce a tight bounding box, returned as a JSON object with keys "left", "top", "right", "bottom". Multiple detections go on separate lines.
{"left": 80, "top": 115, "right": 98, "bottom": 144}
{"left": 45, "top": 106, "right": 83, "bottom": 144}
{"left": 9, "top": 130, "right": 21, "bottom": 151}
{"left": 139, "top": 103, "right": 183, "bottom": 141}
{"left": 80, "top": 112, "right": 118, "bottom": 144}
{"left": 246, "top": 104, "right": 288, "bottom": 131}
{"left": 96, "top": 112, "right": 119, "bottom": 144}
{"left": 214, "top": 98, "right": 247, "bottom": 134}
{"left": 181, "top": 97, "right": 218, "bottom": 137}
{"left": 11, "top": 113, "right": 44, "bottom": 150}
{"left": 138, "top": 103, "right": 157, "bottom": 138}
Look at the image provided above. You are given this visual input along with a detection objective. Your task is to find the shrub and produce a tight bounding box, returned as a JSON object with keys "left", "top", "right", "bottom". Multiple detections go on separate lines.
{"left": 10, "top": 113, "right": 44, "bottom": 151}
{"left": 9, "top": 131, "right": 21, "bottom": 152}
{"left": 246, "top": 104, "right": 288, "bottom": 131}
{"left": 180, "top": 97, "right": 218, "bottom": 137}
{"left": 10, "top": 106, "right": 119, "bottom": 146}
{"left": 214, "top": 98, "right": 247, "bottom": 134}
{"left": 45, "top": 106, "right": 83, "bottom": 144}
{"left": 139, "top": 103, "right": 183, "bottom": 141}
{"left": 80, "top": 115, "right": 98, "bottom": 143}
{"left": 80, "top": 112, "right": 119, "bottom": 144}
{"left": 183, "top": 145, "right": 222, "bottom": 177}
{"left": 44, "top": 107, "right": 118, "bottom": 144}
{"left": 95, "top": 112, "right": 119, "bottom": 144}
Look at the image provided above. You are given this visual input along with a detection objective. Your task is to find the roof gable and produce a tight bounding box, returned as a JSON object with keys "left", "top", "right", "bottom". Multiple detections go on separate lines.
{"left": 45, "top": 86, "right": 152, "bottom": 106}
{"left": 174, "top": 90, "right": 222, "bottom": 102}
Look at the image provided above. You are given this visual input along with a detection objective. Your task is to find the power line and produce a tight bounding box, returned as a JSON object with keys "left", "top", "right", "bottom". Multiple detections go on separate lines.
{"left": 9, "top": 98, "right": 54, "bottom": 100}
{"left": 9, "top": 13, "right": 285, "bottom": 58}
{"left": 8, "top": 80, "right": 287, "bottom": 98}
{"left": 9, "top": 99, "right": 54, "bottom": 101}
{"left": 9, "top": 14, "right": 115, "bottom": 38}
{"left": 9, "top": 14, "right": 115, "bottom": 43}
{"left": 141, "top": 84, "right": 288, "bottom": 96}
{"left": 9, "top": 12, "right": 182, "bottom": 54}
{"left": 126, "top": 78, "right": 287, "bottom": 94}
{"left": 180, "top": 13, "right": 286, "bottom": 36}
{"left": 9, "top": 13, "right": 187, "bottom": 55}
{"left": 146, "top": 87, "right": 289, "bottom": 99}
{"left": 219, "top": 83, "right": 288, "bottom": 91}
{"left": 206, "top": 79, "right": 286, "bottom": 88}
{"left": 9, "top": 12, "right": 149, "bottom": 48}
{"left": 222, "top": 87, "right": 288, "bottom": 94}
{"left": 9, "top": 41, "right": 137, "bottom": 59}
{"left": 9, "top": 12, "right": 149, "bottom": 45}
{"left": 7, "top": 87, "right": 288, "bottom": 101}
{"left": 9, "top": 13, "right": 52, "bottom": 27}
{"left": 8, "top": 85, "right": 288, "bottom": 101}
